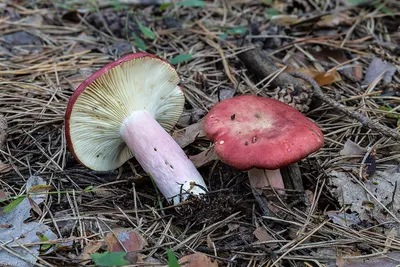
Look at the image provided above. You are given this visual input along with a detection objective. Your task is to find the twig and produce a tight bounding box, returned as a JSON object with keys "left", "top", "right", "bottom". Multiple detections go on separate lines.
{"left": 288, "top": 71, "right": 400, "bottom": 140}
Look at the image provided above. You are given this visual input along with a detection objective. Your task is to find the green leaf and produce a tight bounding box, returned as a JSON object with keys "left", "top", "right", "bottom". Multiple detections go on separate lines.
{"left": 133, "top": 33, "right": 147, "bottom": 51}
{"left": 159, "top": 3, "right": 173, "bottom": 11}
{"left": 83, "top": 185, "right": 94, "bottom": 193}
{"left": 36, "top": 232, "right": 53, "bottom": 251}
{"left": 348, "top": 0, "right": 369, "bottom": 4}
{"left": 261, "top": 0, "right": 273, "bottom": 4}
{"left": 135, "top": 17, "right": 156, "bottom": 40}
{"left": 91, "top": 252, "right": 130, "bottom": 266}
{"left": 226, "top": 27, "right": 247, "bottom": 35}
{"left": 372, "top": 2, "right": 394, "bottom": 16}
{"left": 218, "top": 33, "right": 228, "bottom": 40}
{"left": 110, "top": 0, "right": 129, "bottom": 11}
{"left": 178, "top": 0, "right": 206, "bottom": 7}
{"left": 169, "top": 54, "right": 193, "bottom": 65}
{"left": 266, "top": 8, "right": 280, "bottom": 16}
{"left": 166, "top": 249, "right": 180, "bottom": 267}
{"left": 379, "top": 106, "right": 400, "bottom": 119}
{"left": 2, "top": 196, "right": 26, "bottom": 213}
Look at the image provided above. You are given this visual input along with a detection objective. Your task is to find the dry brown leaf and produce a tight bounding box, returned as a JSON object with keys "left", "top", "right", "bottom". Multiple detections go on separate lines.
{"left": 270, "top": 15, "right": 300, "bottom": 26}
{"left": 189, "top": 147, "right": 219, "bottom": 168}
{"left": 336, "top": 252, "right": 400, "bottom": 267}
{"left": 363, "top": 57, "right": 396, "bottom": 86}
{"left": 353, "top": 63, "right": 363, "bottom": 81}
{"left": 206, "top": 234, "right": 214, "bottom": 249}
{"left": 0, "top": 190, "right": 8, "bottom": 201}
{"left": 314, "top": 69, "right": 341, "bottom": 86}
{"left": 253, "top": 226, "right": 279, "bottom": 248}
{"left": 27, "top": 196, "right": 42, "bottom": 216}
{"left": 339, "top": 139, "right": 366, "bottom": 156}
{"left": 316, "top": 13, "right": 355, "bottom": 28}
{"left": 253, "top": 227, "right": 274, "bottom": 242}
{"left": 136, "top": 253, "right": 162, "bottom": 267}
{"left": 172, "top": 121, "right": 205, "bottom": 148}
{"left": 178, "top": 252, "right": 218, "bottom": 267}
{"left": 288, "top": 68, "right": 341, "bottom": 86}
{"left": 105, "top": 228, "right": 147, "bottom": 253}
{"left": 78, "top": 241, "right": 103, "bottom": 265}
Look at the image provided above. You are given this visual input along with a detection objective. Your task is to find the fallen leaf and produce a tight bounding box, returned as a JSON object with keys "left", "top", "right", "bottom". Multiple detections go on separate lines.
{"left": 316, "top": 13, "right": 355, "bottom": 28}
{"left": 189, "top": 147, "right": 219, "bottom": 168}
{"left": 169, "top": 54, "right": 193, "bottom": 65}
{"left": 24, "top": 15, "right": 44, "bottom": 27}
{"left": 178, "top": 252, "right": 218, "bottom": 267}
{"left": 173, "top": 122, "right": 205, "bottom": 148}
{"left": 326, "top": 211, "right": 361, "bottom": 227}
{"left": 215, "top": 87, "right": 236, "bottom": 102}
{"left": 0, "top": 190, "right": 8, "bottom": 201}
{"left": 167, "top": 249, "right": 180, "bottom": 267}
{"left": 336, "top": 252, "right": 400, "bottom": 267}
{"left": 314, "top": 69, "right": 341, "bottom": 86}
{"left": 253, "top": 227, "right": 274, "bottom": 242}
{"left": 270, "top": 15, "right": 300, "bottom": 26}
{"left": 2, "top": 31, "right": 42, "bottom": 46}
{"left": 0, "top": 176, "right": 61, "bottom": 267}
{"left": 363, "top": 57, "right": 396, "bottom": 86}
{"left": 329, "top": 167, "right": 400, "bottom": 223}
{"left": 206, "top": 234, "right": 214, "bottom": 249}
{"left": 91, "top": 252, "right": 130, "bottom": 266}
{"left": 78, "top": 241, "right": 103, "bottom": 265}
{"left": 28, "top": 195, "right": 42, "bottom": 216}
{"left": 353, "top": 63, "right": 363, "bottom": 81}
{"left": 109, "top": 42, "right": 133, "bottom": 57}
{"left": 105, "top": 228, "right": 147, "bottom": 253}
{"left": 339, "top": 139, "right": 366, "bottom": 156}
{"left": 286, "top": 68, "right": 341, "bottom": 86}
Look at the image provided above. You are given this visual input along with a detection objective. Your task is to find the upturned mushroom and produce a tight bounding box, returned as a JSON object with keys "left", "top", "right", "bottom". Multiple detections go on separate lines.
{"left": 65, "top": 52, "right": 208, "bottom": 205}
{"left": 203, "top": 95, "right": 324, "bottom": 194}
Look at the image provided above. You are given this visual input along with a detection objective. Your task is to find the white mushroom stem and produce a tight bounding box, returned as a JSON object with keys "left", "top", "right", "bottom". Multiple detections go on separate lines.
{"left": 120, "top": 110, "right": 208, "bottom": 205}
{"left": 248, "top": 168, "right": 285, "bottom": 195}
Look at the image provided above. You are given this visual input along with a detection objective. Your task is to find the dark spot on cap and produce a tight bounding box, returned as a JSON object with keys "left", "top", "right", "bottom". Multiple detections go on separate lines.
{"left": 154, "top": 148, "right": 157, "bottom": 151}
{"left": 255, "top": 112, "right": 261, "bottom": 119}
{"left": 170, "top": 165, "right": 174, "bottom": 169}
{"left": 231, "top": 114, "right": 236, "bottom": 120}
{"left": 245, "top": 141, "right": 249, "bottom": 146}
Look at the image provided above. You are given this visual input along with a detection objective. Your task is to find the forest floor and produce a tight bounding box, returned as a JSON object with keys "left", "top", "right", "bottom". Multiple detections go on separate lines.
{"left": 1, "top": 0, "right": 400, "bottom": 266}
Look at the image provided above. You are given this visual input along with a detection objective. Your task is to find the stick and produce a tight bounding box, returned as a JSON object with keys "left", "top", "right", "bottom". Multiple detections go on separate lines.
{"left": 238, "top": 49, "right": 400, "bottom": 140}
{"left": 289, "top": 71, "right": 400, "bottom": 140}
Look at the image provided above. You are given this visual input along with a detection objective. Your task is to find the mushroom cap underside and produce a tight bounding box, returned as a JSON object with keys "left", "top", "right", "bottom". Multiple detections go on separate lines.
{"left": 65, "top": 53, "right": 185, "bottom": 171}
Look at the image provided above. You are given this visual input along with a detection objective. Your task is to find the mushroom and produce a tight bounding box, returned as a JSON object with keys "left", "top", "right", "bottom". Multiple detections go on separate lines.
{"left": 203, "top": 95, "right": 324, "bottom": 194}
{"left": 65, "top": 52, "right": 208, "bottom": 205}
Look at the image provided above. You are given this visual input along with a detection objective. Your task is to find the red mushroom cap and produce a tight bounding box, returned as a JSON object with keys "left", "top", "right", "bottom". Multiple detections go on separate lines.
{"left": 203, "top": 95, "right": 324, "bottom": 170}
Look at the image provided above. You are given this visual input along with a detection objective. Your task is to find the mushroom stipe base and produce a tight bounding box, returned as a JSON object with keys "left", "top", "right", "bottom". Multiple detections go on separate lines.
{"left": 120, "top": 110, "right": 207, "bottom": 205}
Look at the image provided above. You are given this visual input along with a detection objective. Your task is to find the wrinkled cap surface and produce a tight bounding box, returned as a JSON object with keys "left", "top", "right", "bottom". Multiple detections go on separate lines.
{"left": 65, "top": 53, "right": 184, "bottom": 171}
{"left": 203, "top": 95, "right": 324, "bottom": 170}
